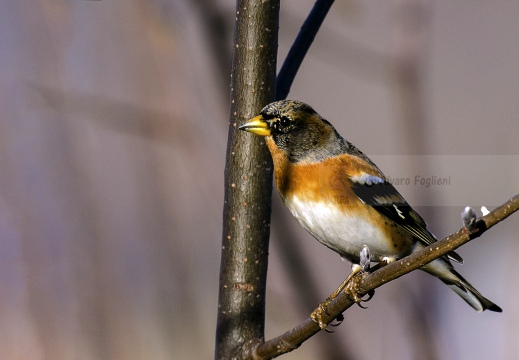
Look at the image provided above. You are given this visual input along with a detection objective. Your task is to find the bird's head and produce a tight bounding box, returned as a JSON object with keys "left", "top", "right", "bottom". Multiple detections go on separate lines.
{"left": 239, "top": 100, "right": 344, "bottom": 162}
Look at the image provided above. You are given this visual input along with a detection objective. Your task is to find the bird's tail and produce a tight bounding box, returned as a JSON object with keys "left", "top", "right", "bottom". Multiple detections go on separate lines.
{"left": 421, "top": 258, "right": 502, "bottom": 312}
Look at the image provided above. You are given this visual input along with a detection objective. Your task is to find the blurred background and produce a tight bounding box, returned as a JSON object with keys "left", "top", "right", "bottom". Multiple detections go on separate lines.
{"left": 0, "top": 1, "right": 518, "bottom": 359}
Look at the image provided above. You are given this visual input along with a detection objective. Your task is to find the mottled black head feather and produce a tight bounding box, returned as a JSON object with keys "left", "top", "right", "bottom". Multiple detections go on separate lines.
{"left": 259, "top": 100, "right": 375, "bottom": 166}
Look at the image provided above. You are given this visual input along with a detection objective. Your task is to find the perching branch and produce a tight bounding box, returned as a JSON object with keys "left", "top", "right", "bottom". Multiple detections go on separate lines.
{"left": 252, "top": 194, "right": 519, "bottom": 359}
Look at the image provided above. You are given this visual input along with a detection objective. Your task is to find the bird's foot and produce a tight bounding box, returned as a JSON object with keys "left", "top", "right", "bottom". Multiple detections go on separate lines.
{"left": 310, "top": 299, "right": 346, "bottom": 332}
{"left": 311, "top": 264, "right": 368, "bottom": 330}
{"left": 311, "top": 299, "right": 332, "bottom": 330}
{"left": 311, "top": 247, "right": 373, "bottom": 331}
{"left": 346, "top": 272, "right": 375, "bottom": 309}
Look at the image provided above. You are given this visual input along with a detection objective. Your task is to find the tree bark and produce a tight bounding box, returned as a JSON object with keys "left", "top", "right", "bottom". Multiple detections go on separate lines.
{"left": 215, "top": 1, "right": 279, "bottom": 359}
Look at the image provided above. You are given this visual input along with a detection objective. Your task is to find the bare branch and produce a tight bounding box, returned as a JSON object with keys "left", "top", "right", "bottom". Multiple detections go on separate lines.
{"left": 276, "top": 0, "right": 335, "bottom": 100}
{"left": 253, "top": 194, "right": 519, "bottom": 359}
{"left": 215, "top": 1, "right": 279, "bottom": 359}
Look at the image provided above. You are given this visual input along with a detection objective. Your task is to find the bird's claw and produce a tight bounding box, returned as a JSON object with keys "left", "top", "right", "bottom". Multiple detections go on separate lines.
{"left": 362, "top": 289, "right": 375, "bottom": 303}
{"left": 355, "top": 285, "right": 374, "bottom": 309}
{"left": 311, "top": 250, "right": 374, "bottom": 331}
{"left": 311, "top": 274, "right": 374, "bottom": 331}
{"left": 311, "top": 302, "right": 345, "bottom": 332}
{"left": 311, "top": 300, "right": 332, "bottom": 330}
{"left": 329, "top": 313, "right": 344, "bottom": 327}
{"left": 345, "top": 272, "right": 372, "bottom": 308}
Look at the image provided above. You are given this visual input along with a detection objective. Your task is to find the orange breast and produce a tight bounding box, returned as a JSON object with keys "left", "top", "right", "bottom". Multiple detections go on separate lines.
{"left": 266, "top": 137, "right": 379, "bottom": 205}
{"left": 265, "top": 137, "right": 414, "bottom": 261}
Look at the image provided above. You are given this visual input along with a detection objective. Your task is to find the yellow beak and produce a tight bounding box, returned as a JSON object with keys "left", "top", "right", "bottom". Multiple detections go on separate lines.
{"left": 238, "top": 115, "right": 271, "bottom": 136}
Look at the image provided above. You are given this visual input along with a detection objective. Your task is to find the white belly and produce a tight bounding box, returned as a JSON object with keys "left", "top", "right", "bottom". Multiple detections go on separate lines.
{"left": 284, "top": 195, "right": 395, "bottom": 261}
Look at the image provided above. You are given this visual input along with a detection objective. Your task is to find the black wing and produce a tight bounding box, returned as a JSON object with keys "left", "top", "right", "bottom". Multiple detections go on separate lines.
{"left": 350, "top": 174, "right": 462, "bottom": 263}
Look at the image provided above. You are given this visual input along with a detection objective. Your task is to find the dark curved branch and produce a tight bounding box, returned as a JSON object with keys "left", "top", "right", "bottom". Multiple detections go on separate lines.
{"left": 276, "top": 0, "right": 335, "bottom": 100}
{"left": 252, "top": 194, "right": 519, "bottom": 359}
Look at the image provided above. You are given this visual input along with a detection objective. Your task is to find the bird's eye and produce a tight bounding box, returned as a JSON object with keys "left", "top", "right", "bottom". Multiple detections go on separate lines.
{"left": 279, "top": 116, "right": 291, "bottom": 127}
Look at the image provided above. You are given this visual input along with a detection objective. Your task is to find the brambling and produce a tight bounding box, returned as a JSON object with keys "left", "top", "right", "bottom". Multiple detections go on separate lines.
{"left": 239, "top": 100, "right": 501, "bottom": 326}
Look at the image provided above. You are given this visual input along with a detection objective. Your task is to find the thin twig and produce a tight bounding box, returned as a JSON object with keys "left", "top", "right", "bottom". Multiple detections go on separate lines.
{"left": 252, "top": 194, "right": 519, "bottom": 359}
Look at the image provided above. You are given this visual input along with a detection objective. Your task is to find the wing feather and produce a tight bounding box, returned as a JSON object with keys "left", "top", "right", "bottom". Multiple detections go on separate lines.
{"left": 350, "top": 173, "right": 463, "bottom": 263}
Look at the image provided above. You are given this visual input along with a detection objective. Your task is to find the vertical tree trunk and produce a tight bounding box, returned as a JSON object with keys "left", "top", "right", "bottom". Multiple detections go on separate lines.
{"left": 215, "top": 1, "right": 279, "bottom": 359}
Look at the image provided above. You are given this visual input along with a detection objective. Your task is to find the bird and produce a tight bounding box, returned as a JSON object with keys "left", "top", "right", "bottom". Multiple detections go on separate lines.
{"left": 238, "top": 100, "right": 501, "bottom": 328}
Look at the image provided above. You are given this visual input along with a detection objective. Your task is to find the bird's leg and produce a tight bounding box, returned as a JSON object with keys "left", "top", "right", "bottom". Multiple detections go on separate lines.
{"left": 344, "top": 245, "right": 372, "bottom": 305}
{"left": 329, "top": 263, "right": 363, "bottom": 302}
{"left": 359, "top": 245, "right": 371, "bottom": 273}
{"left": 311, "top": 246, "right": 371, "bottom": 330}
{"left": 462, "top": 206, "right": 477, "bottom": 232}
{"left": 311, "top": 264, "right": 361, "bottom": 330}
{"left": 331, "top": 246, "right": 371, "bottom": 301}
